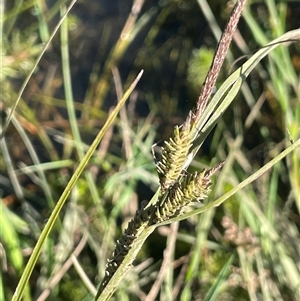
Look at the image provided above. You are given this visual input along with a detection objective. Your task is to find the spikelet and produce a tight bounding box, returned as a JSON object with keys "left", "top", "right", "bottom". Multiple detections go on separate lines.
{"left": 154, "top": 162, "right": 224, "bottom": 222}
{"left": 156, "top": 114, "right": 193, "bottom": 192}
{"left": 100, "top": 205, "right": 155, "bottom": 290}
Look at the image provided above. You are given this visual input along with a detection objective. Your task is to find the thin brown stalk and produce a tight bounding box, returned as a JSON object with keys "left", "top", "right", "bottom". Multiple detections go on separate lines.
{"left": 144, "top": 222, "right": 179, "bottom": 301}
{"left": 191, "top": 0, "right": 247, "bottom": 125}
{"left": 92, "top": 0, "right": 146, "bottom": 109}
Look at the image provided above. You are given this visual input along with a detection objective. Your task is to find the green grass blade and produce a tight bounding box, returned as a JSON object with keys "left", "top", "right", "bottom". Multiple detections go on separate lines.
{"left": 11, "top": 70, "right": 144, "bottom": 301}
{"left": 34, "top": 0, "right": 50, "bottom": 43}
{"left": 60, "top": 4, "right": 84, "bottom": 158}
{"left": 189, "top": 28, "right": 300, "bottom": 162}
{"left": 0, "top": 204, "right": 31, "bottom": 301}
{"left": 0, "top": 205, "right": 24, "bottom": 275}
{"left": 203, "top": 254, "right": 235, "bottom": 301}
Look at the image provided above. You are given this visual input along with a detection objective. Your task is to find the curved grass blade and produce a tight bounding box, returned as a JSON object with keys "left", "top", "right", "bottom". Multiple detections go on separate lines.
{"left": 11, "top": 70, "right": 144, "bottom": 301}
{"left": 187, "top": 28, "right": 300, "bottom": 167}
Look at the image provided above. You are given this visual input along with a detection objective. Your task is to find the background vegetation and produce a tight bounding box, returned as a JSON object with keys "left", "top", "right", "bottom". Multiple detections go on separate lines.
{"left": 1, "top": 0, "right": 299, "bottom": 300}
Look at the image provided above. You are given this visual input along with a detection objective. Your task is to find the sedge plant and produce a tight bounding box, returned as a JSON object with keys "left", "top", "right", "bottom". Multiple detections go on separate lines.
{"left": 1, "top": 0, "right": 299, "bottom": 300}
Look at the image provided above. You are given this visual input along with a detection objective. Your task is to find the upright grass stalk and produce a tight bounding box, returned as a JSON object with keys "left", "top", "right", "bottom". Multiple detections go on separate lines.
{"left": 94, "top": 0, "right": 300, "bottom": 298}
{"left": 96, "top": 0, "right": 246, "bottom": 299}
{"left": 60, "top": 5, "right": 82, "bottom": 157}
